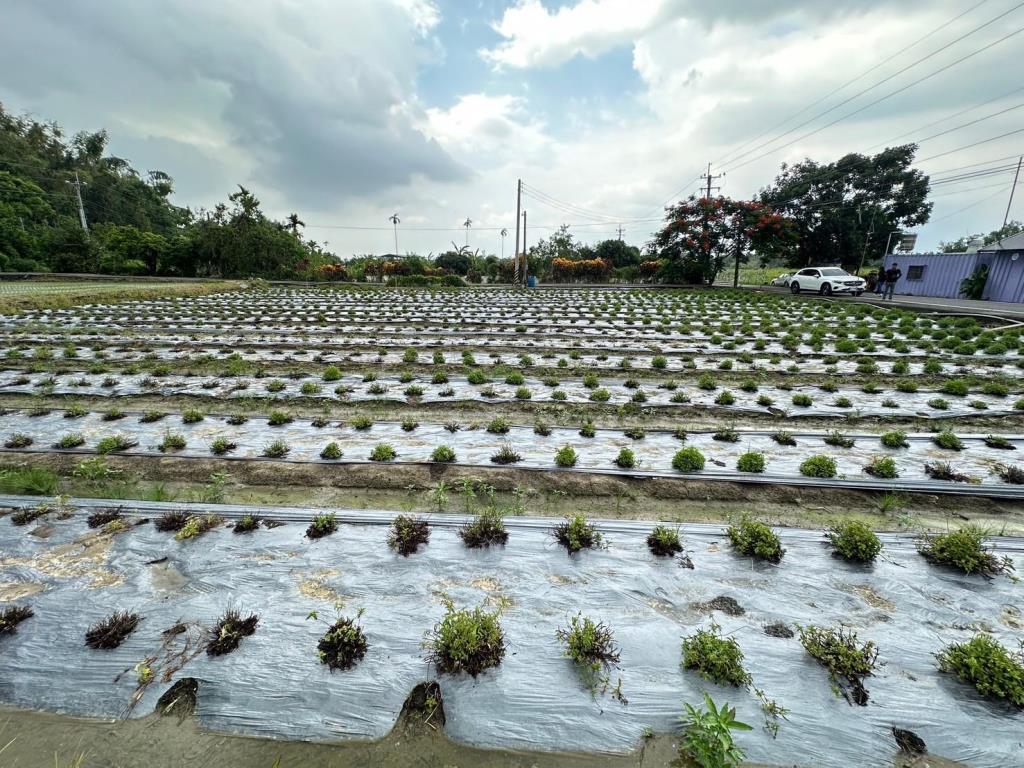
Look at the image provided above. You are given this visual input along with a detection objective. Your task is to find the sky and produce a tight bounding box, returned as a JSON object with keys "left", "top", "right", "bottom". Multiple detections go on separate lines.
{"left": 1, "top": 0, "right": 1021, "bottom": 257}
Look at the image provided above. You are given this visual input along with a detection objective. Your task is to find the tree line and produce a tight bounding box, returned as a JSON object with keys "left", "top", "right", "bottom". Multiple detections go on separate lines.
{"left": 1, "top": 102, "right": 939, "bottom": 284}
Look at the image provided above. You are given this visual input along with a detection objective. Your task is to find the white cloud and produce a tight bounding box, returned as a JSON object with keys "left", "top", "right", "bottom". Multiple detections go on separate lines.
{"left": 423, "top": 94, "right": 549, "bottom": 156}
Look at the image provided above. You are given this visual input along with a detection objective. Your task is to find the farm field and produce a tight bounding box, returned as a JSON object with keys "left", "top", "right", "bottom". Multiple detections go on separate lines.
{"left": 0, "top": 277, "right": 239, "bottom": 316}
{"left": 1, "top": 284, "right": 1022, "bottom": 767}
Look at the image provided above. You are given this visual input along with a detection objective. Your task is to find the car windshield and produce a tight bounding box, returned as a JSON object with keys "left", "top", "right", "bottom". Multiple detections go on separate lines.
{"left": 820, "top": 268, "right": 847, "bottom": 276}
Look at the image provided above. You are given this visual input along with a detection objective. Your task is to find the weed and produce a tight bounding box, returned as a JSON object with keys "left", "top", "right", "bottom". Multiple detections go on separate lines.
{"left": 553, "top": 514, "right": 605, "bottom": 553}
{"left": 726, "top": 518, "right": 784, "bottom": 563}
{"left": 936, "top": 634, "right": 1024, "bottom": 707}
{"left": 306, "top": 512, "right": 338, "bottom": 539}
{"left": 798, "top": 624, "right": 879, "bottom": 705}
{"left": 425, "top": 598, "right": 505, "bottom": 676}
{"left": 682, "top": 622, "right": 751, "bottom": 687}
{"left": 175, "top": 514, "right": 223, "bottom": 541}
{"left": 388, "top": 514, "right": 430, "bottom": 556}
{"left": 0, "top": 604, "right": 34, "bottom": 635}
{"left": 997, "top": 464, "right": 1024, "bottom": 484}
{"left": 680, "top": 694, "right": 752, "bottom": 768}
{"left": 800, "top": 455, "right": 837, "bottom": 478}
{"left": 460, "top": 508, "right": 509, "bottom": 548}
{"left": 85, "top": 611, "right": 141, "bottom": 649}
{"left": 672, "top": 447, "right": 705, "bottom": 472}
{"left": 204, "top": 610, "right": 259, "bottom": 656}
{"left": 827, "top": 521, "right": 882, "bottom": 563}
{"left": 647, "top": 525, "right": 683, "bottom": 556}
{"left": 917, "top": 525, "right": 1014, "bottom": 577}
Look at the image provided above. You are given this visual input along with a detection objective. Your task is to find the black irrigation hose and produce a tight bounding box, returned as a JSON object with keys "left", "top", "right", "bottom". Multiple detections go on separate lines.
{"left": 3, "top": 493, "right": 1022, "bottom": 553}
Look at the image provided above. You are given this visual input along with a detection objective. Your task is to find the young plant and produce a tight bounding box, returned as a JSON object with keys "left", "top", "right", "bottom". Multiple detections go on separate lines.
{"left": 430, "top": 445, "right": 456, "bottom": 463}
{"left": 369, "top": 443, "right": 396, "bottom": 462}
{"left": 159, "top": 432, "right": 187, "bottom": 452}
{"left": 917, "top": 525, "right": 1014, "bottom": 577}
{"left": 823, "top": 430, "right": 854, "bottom": 448}
{"left": 207, "top": 610, "right": 259, "bottom": 656}
{"left": 672, "top": 447, "right": 705, "bottom": 472}
{"left": 614, "top": 447, "right": 636, "bottom": 468}
{"left": 864, "top": 456, "right": 898, "bottom": 479}
{"left": 880, "top": 430, "right": 909, "bottom": 449}
{"left": 552, "top": 514, "right": 604, "bottom": 554}
{"left": 96, "top": 434, "right": 137, "bottom": 454}
{"left": 182, "top": 409, "right": 204, "bottom": 424}
{"left": 306, "top": 512, "right": 338, "bottom": 539}
{"left": 175, "top": 514, "right": 224, "bottom": 541}
{"left": 233, "top": 514, "right": 261, "bottom": 533}
{"left": 459, "top": 508, "right": 509, "bottom": 548}
{"left": 798, "top": 624, "right": 879, "bottom": 705}
{"left": 0, "top": 605, "right": 33, "bottom": 635}
{"left": 771, "top": 430, "right": 796, "bottom": 446}
{"left": 4, "top": 433, "right": 33, "bottom": 449}
{"left": 936, "top": 634, "right": 1024, "bottom": 707}
{"left": 85, "top": 611, "right": 141, "bottom": 649}
{"left": 647, "top": 524, "right": 683, "bottom": 557}
{"left": 726, "top": 518, "right": 784, "bottom": 563}
{"left": 425, "top": 598, "right": 505, "bottom": 676}
{"left": 680, "top": 694, "right": 752, "bottom": 768}
{"left": 800, "top": 455, "right": 837, "bottom": 478}
{"left": 713, "top": 426, "right": 740, "bottom": 443}
{"left": 681, "top": 622, "right": 751, "bottom": 687}
{"left": 983, "top": 435, "right": 1016, "bottom": 450}
{"left": 317, "top": 612, "right": 369, "bottom": 671}
{"left": 155, "top": 510, "right": 190, "bottom": 532}
{"left": 736, "top": 452, "right": 765, "bottom": 473}
{"left": 388, "top": 514, "right": 430, "bottom": 556}
{"left": 210, "top": 437, "right": 237, "bottom": 455}
{"left": 997, "top": 464, "right": 1024, "bottom": 484}
{"left": 827, "top": 521, "right": 883, "bottom": 563}
{"left": 556, "top": 613, "right": 623, "bottom": 699}
{"left": 554, "top": 445, "right": 578, "bottom": 468}
{"left": 53, "top": 432, "right": 86, "bottom": 449}
{"left": 932, "top": 428, "right": 964, "bottom": 451}
{"left": 262, "top": 440, "right": 290, "bottom": 458}
{"left": 486, "top": 416, "right": 511, "bottom": 434}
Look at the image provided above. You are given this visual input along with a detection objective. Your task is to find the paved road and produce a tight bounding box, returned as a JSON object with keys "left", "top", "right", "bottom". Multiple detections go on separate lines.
{"left": 752, "top": 286, "right": 1024, "bottom": 322}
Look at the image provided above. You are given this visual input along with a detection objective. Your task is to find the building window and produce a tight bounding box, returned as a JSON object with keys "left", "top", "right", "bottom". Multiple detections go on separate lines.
{"left": 907, "top": 265, "right": 925, "bottom": 280}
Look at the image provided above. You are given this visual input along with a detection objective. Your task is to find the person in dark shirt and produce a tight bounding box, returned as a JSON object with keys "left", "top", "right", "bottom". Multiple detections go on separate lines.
{"left": 882, "top": 263, "right": 902, "bottom": 300}
{"left": 873, "top": 266, "right": 886, "bottom": 294}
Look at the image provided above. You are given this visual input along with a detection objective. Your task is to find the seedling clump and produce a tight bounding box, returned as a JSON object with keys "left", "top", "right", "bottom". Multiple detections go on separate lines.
{"left": 175, "top": 514, "right": 224, "bottom": 541}
{"left": 672, "top": 447, "right": 705, "bottom": 472}
{"left": 306, "top": 512, "right": 338, "bottom": 539}
{"left": 647, "top": 525, "right": 683, "bottom": 557}
{"left": 369, "top": 443, "right": 396, "bottom": 462}
{"left": 207, "top": 610, "right": 259, "bottom": 656}
{"left": 85, "top": 611, "right": 141, "bottom": 649}
{"left": 726, "top": 518, "right": 784, "bottom": 563}
{"left": 917, "top": 525, "right": 1014, "bottom": 578}
{"left": 318, "top": 614, "right": 369, "bottom": 671}
{"left": 827, "top": 521, "right": 882, "bottom": 563}
{"left": 800, "top": 454, "right": 837, "bottom": 478}
{"left": 388, "top": 514, "right": 430, "bottom": 556}
{"left": 798, "top": 624, "right": 879, "bottom": 705}
{"left": 426, "top": 599, "right": 505, "bottom": 676}
{"left": 553, "top": 514, "right": 604, "bottom": 553}
{"left": 459, "top": 508, "right": 509, "bottom": 548}
{"left": 155, "top": 510, "right": 190, "bottom": 532}
{"left": 936, "top": 634, "right": 1024, "bottom": 707}
{"left": 682, "top": 622, "right": 751, "bottom": 687}
{"left": 556, "top": 613, "right": 624, "bottom": 700}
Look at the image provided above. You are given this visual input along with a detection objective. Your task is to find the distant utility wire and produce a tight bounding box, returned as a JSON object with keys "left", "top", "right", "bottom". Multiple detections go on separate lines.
{"left": 713, "top": 0, "right": 995, "bottom": 168}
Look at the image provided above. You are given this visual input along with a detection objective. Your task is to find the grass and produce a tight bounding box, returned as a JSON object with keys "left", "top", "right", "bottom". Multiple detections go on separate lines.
{"left": 318, "top": 615, "right": 369, "bottom": 671}
{"left": 726, "top": 518, "right": 784, "bottom": 563}
{"left": 85, "top": 610, "right": 141, "bottom": 649}
{"left": 0, "top": 604, "right": 34, "bottom": 635}
{"left": 459, "top": 508, "right": 509, "bottom": 548}
{"left": 553, "top": 514, "right": 604, "bottom": 554}
{"left": 388, "top": 514, "right": 430, "bottom": 556}
{"left": 918, "top": 526, "right": 1014, "bottom": 578}
{"left": 175, "top": 514, "right": 224, "bottom": 541}
{"left": 647, "top": 524, "right": 683, "bottom": 556}
{"left": 425, "top": 598, "right": 505, "bottom": 676}
{"left": 0, "top": 466, "right": 59, "bottom": 495}
{"left": 682, "top": 622, "right": 751, "bottom": 687}
{"left": 798, "top": 624, "right": 879, "bottom": 705}
{"left": 207, "top": 610, "right": 259, "bottom": 656}
{"left": 306, "top": 512, "right": 338, "bottom": 539}
{"left": 827, "top": 521, "right": 882, "bottom": 563}
{"left": 936, "top": 634, "right": 1024, "bottom": 707}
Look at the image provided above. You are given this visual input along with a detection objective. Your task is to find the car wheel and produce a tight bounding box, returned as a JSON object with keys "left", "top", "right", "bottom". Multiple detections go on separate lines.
{"left": 790, "top": 282, "right": 800, "bottom": 294}
{"left": 820, "top": 283, "right": 832, "bottom": 296}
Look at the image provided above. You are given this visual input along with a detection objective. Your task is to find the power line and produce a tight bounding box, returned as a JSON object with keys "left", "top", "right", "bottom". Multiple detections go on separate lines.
{"left": 916, "top": 128, "right": 1024, "bottom": 162}
{"left": 713, "top": 0, "right": 995, "bottom": 168}
{"left": 721, "top": 11, "right": 1024, "bottom": 173}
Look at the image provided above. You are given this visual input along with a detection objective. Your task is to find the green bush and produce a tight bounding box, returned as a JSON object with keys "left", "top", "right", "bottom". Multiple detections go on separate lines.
{"left": 552, "top": 514, "right": 604, "bottom": 553}
{"left": 369, "top": 443, "right": 396, "bottom": 462}
{"left": 936, "top": 634, "right": 1024, "bottom": 707}
{"left": 918, "top": 525, "right": 1014, "bottom": 577}
{"left": 210, "top": 437, "right": 237, "bottom": 455}
{"left": 425, "top": 599, "right": 505, "bottom": 676}
{"left": 182, "top": 409, "right": 204, "bottom": 424}
{"left": 647, "top": 525, "right": 682, "bottom": 556}
{"left": 430, "top": 445, "right": 456, "bottom": 463}
{"left": 672, "top": 447, "right": 705, "bottom": 472}
{"left": 827, "top": 521, "right": 882, "bottom": 562}
{"left": 554, "top": 445, "right": 578, "bottom": 468}
{"left": 556, "top": 613, "right": 621, "bottom": 694}
{"left": 614, "top": 448, "right": 636, "bottom": 468}
{"left": 792, "top": 393, "right": 813, "bottom": 407}
{"left": 941, "top": 379, "right": 969, "bottom": 396}
{"left": 306, "top": 512, "right": 337, "bottom": 539}
{"left": 864, "top": 456, "right": 898, "bottom": 479}
{"left": 932, "top": 428, "right": 964, "bottom": 451}
{"left": 486, "top": 416, "right": 510, "bottom": 434}
{"left": 726, "top": 518, "right": 784, "bottom": 563}
{"left": 320, "top": 442, "right": 343, "bottom": 460}
{"left": 798, "top": 625, "right": 879, "bottom": 703}
{"left": 322, "top": 365, "right": 342, "bottom": 381}
{"left": 261, "top": 439, "right": 290, "bottom": 458}
{"left": 736, "top": 452, "right": 765, "bottom": 473}
{"left": 800, "top": 455, "right": 837, "bottom": 478}
{"left": 159, "top": 432, "right": 187, "bottom": 452}
{"left": 682, "top": 623, "right": 751, "bottom": 686}
{"left": 880, "top": 430, "right": 908, "bottom": 449}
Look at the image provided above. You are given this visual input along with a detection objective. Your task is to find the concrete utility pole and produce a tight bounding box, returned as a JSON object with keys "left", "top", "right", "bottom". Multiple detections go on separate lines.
{"left": 514, "top": 179, "right": 522, "bottom": 284}
{"left": 616, "top": 224, "right": 625, "bottom": 241}
{"left": 1004, "top": 156, "right": 1023, "bottom": 228}
{"left": 700, "top": 163, "right": 723, "bottom": 283}
{"left": 67, "top": 171, "right": 88, "bottom": 232}
{"left": 521, "top": 210, "right": 528, "bottom": 286}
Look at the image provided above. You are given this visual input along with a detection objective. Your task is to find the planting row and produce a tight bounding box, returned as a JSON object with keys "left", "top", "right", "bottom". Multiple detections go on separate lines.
{"left": 1, "top": 505, "right": 1019, "bottom": 766}
{"left": 1, "top": 410, "right": 1022, "bottom": 486}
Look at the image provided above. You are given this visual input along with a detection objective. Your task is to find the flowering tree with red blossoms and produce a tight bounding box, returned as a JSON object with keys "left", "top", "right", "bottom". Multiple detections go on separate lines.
{"left": 649, "top": 196, "right": 795, "bottom": 284}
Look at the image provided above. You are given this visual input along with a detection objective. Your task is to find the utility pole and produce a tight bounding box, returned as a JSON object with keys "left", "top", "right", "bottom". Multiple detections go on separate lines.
{"left": 732, "top": 219, "right": 743, "bottom": 288}
{"left": 67, "top": 171, "right": 88, "bottom": 232}
{"left": 521, "top": 210, "right": 528, "bottom": 286}
{"left": 1004, "top": 155, "right": 1023, "bottom": 228}
{"left": 616, "top": 224, "right": 625, "bottom": 241}
{"left": 699, "top": 163, "right": 723, "bottom": 284}
{"left": 514, "top": 179, "right": 522, "bottom": 285}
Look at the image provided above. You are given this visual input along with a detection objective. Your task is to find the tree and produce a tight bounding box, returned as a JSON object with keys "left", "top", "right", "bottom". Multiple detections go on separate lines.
{"left": 286, "top": 212, "right": 305, "bottom": 238}
{"left": 761, "top": 145, "right": 931, "bottom": 272}
{"left": 940, "top": 220, "right": 1023, "bottom": 253}
{"left": 649, "top": 196, "right": 794, "bottom": 284}
{"left": 435, "top": 245, "right": 473, "bottom": 275}
{"left": 595, "top": 239, "right": 641, "bottom": 268}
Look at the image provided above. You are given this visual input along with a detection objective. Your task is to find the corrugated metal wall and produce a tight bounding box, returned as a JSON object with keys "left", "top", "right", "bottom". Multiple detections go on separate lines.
{"left": 881, "top": 252, "right": 980, "bottom": 299}
{"left": 982, "top": 252, "right": 1024, "bottom": 303}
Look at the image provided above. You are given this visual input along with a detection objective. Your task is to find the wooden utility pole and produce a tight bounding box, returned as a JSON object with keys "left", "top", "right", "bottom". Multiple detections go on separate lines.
{"left": 1004, "top": 156, "right": 1022, "bottom": 228}
{"left": 514, "top": 179, "right": 522, "bottom": 285}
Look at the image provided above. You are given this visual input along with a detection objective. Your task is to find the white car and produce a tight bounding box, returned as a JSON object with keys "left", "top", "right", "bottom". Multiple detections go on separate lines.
{"left": 770, "top": 273, "right": 791, "bottom": 287}
{"left": 788, "top": 267, "right": 866, "bottom": 296}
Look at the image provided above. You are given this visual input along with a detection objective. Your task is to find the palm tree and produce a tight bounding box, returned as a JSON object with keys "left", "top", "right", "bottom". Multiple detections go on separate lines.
{"left": 389, "top": 212, "right": 401, "bottom": 255}
{"left": 463, "top": 217, "right": 472, "bottom": 247}
{"left": 500, "top": 227, "right": 508, "bottom": 260}
{"left": 286, "top": 212, "right": 305, "bottom": 238}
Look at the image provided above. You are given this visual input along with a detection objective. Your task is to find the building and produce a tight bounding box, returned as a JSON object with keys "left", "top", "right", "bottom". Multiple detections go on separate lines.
{"left": 880, "top": 231, "right": 1024, "bottom": 303}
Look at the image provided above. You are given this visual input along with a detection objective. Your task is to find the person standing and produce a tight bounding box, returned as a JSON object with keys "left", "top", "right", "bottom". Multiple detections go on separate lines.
{"left": 883, "top": 263, "right": 902, "bottom": 300}
{"left": 874, "top": 266, "right": 886, "bottom": 294}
